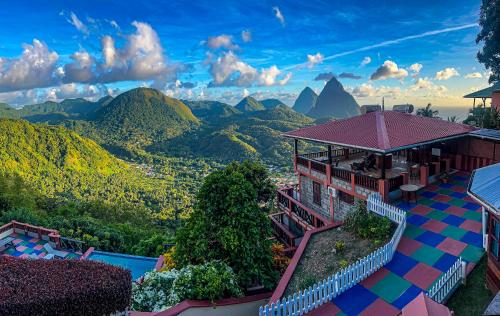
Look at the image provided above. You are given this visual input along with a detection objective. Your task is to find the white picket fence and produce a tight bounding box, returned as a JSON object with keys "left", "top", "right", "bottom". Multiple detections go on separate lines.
{"left": 259, "top": 193, "right": 406, "bottom": 316}
{"left": 427, "top": 257, "right": 466, "bottom": 304}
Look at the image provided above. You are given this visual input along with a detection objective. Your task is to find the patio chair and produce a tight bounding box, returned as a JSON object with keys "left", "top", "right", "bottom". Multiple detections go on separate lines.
{"left": 43, "top": 244, "right": 68, "bottom": 259}
{"left": 42, "top": 254, "right": 55, "bottom": 260}
{"left": 28, "top": 253, "right": 39, "bottom": 259}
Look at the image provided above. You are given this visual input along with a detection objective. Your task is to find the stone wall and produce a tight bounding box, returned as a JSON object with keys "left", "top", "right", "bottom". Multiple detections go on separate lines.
{"left": 355, "top": 185, "right": 376, "bottom": 198}
{"left": 331, "top": 177, "right": 352, "bottom": 191}
{"left": 332, "top": 196, "right": 362, "bottom": 221}
{"left": 299, "top": 175, "right": 331, "bottom": 220}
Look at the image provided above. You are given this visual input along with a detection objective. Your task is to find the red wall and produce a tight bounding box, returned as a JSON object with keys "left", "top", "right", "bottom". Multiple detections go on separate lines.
{"left": 492, "top": 91, "right": 500, "bottom": 112}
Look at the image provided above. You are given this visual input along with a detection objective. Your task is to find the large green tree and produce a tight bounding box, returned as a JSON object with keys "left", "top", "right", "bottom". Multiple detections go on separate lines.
{"left": 477, "top": 0, "right": 500, "bottom": 83}
{"left": 174, "top": 161, "right": 277, "bottom": 289}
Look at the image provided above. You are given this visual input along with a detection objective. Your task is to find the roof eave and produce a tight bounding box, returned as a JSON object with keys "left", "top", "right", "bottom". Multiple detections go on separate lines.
{"left": 467, "top": 170, "right": 500, "bottom": 216}
{"left": 284, "top": 132, "right": 471, "bottom": 155}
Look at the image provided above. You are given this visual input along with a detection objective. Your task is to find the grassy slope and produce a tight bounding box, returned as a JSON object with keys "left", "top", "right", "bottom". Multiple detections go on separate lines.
{"left": 446, "top": 255, "right": 494, "bottom": 316}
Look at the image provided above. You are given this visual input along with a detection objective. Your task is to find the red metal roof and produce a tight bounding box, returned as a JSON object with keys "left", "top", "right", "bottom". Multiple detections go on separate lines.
{"left": 285, "top": 111, "right": 476, "bottom": 153}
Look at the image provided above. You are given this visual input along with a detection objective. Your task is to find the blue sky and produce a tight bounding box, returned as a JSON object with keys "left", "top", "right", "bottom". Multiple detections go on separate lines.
{"left": 0, "top": 0, "right": 490, "bottom": 109}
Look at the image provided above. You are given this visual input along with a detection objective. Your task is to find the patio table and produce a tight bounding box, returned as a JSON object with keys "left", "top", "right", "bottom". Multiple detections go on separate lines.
{"left": 400, "top": 184, "right": 420, "bottom": 204}
{"left": 0, "top": 236, "right": 15, "bottom": 250}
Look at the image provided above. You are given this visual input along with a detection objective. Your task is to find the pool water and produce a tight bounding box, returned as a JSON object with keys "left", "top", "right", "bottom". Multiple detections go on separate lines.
{"left": 88, "top": 251, "right": 157, "bottom": 280}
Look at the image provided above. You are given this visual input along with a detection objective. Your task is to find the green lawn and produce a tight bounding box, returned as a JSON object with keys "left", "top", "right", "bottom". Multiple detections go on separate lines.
{"left": 446, "top": 255, "right": 495, "bottom": 316}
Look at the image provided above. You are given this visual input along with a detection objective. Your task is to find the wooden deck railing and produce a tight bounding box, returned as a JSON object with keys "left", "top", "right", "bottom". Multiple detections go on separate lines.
{"left": 331, "top": 167, "right": 351, "bottom": 182}
{"left": 276, "top": 187, "right": 327, "bottom": 229}
{"left": 388, "top": 175, "right": 404, "bottom": 192}
{"left": 354, "top": 173, "right": 379, "bottom": 191}
{"left": 270, "top": 213, "right": 298, "bottom": 248}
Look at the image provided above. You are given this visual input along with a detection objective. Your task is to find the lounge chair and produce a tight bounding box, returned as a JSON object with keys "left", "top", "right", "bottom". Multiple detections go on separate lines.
{"left": 0, "top": 236, "right": 15, "bottom": 250}
{"left": 42, "top": 254, "right": 55, "bottom": 260}
{"left": 43, "top": 244, "right": 68, "bottom": 259}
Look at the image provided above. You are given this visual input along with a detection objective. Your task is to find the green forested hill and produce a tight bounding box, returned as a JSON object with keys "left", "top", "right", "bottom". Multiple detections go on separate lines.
{"left": 93, "top": 88, "right": 199, "bottom": 145}
{"left": 182, "top": 100, "right": 241, "bottom": 121}
{"left": 0, "top": 103, "right": 20, "bottom": 119}
{"left": 151, "top": 105, "right": 318, "bottom": 165}
{"left": 0, "top": 118, "right": 183, "bottom": 210}
{"left": 235, "top": 96, "right": 265, "bottom": 112}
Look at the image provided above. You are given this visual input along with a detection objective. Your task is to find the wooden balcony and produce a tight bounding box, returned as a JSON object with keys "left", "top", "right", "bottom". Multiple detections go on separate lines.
{"left": 295, "top": 149, "right": 451, "bottom": 200}
{"left": 276, "top": 186, "right": 327, "bottom": 230}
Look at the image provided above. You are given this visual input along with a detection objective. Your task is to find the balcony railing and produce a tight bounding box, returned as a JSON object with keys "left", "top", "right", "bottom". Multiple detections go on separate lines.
{"left": 354, "top": 173, "right": 379, "bottom": 191}
{"left": 276, "top": 187, "right": 327, "bottom": 230}
{"left": 388, "top": 175, "right": 404, "bottom": 192}
{"left": 270, "top": 213, "right": 297, "bottom": 248}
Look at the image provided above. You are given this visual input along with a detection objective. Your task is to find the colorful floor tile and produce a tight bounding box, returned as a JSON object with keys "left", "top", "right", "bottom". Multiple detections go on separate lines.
{"left": 311, "top": 172, "right": 485, "bottom": 316}
{"left": 0, "top": 232, "right": 81, "bottom": 259}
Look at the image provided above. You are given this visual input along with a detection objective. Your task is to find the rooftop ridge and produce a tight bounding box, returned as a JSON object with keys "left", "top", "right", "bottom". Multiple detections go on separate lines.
{"left": 375, "top": 111, "right": 391, "bottom": 150}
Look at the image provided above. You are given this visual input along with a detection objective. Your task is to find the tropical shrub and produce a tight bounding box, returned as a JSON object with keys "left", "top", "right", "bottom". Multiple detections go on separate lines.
{"left": 161, "top": 246, "right": 177, "bottom": 271}
{"left": 334, "top": 241, "right": 345, "bottom": 253}
{"left": 132, "top": 260, "right": 242, "bottom": 312}
{"left": 175, "top": 161, "right": 278, "bottom": 289}
{"left": 271, "top": 243, "right": 291, "bottom": 274}
{"left": 0, "top": 257, "right": 131, "bottom": 316}
{"left": 344, "top": 201, "right": 393, "bottom": 242}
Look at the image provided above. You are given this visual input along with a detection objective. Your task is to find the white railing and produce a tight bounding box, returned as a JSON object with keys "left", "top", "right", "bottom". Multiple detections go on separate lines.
{"left": 259, "top": 193, "right": 406, "bottom": 316}
{"left": 426, "top": 257, "right": 466, "bottom": 304}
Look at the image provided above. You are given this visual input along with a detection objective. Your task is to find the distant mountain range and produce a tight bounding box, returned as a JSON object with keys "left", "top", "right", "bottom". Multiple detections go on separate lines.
{"left": 293, "top": 87, "right": 318, "bottom": 114}
{"left": 0, "top": 79, "right": 361, "bottom": 165}
{"left": 308, "top": 77, "right": 360, "bottom": 118}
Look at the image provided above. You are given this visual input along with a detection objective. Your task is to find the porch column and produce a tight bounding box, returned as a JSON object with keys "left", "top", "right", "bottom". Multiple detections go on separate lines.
{"left": 381, "top": 154, "right": 386, "bottom": 179}
{"left": 482, "top": 207, "right": 488, "bottom": 250}
{"left": 327, "top": 145, "right": 332, "bottom": 165}
{"left": 294, "top": 138, "right": 298, "bottom": 155}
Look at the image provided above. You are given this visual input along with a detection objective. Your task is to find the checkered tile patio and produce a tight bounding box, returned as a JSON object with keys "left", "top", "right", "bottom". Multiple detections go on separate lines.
{"left": 0, "top": 232, "right": 80, "bottom": 259}
{"left": 308, "top": 172, "right": 484, "bottom": 316}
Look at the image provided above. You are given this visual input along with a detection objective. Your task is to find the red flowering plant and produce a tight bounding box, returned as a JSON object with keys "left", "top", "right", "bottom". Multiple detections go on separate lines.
{"left": 0, "top": 256, "right": 131, "bottom": 316}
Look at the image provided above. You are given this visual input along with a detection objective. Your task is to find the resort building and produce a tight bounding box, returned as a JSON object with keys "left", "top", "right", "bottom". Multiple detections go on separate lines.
{"left": 464, "top": 81, "right": 500, "bottom": 111}
{"left": 467, "top": 163, "right": 500, "bottom": 292}
{"left": 271, "top": 110, "right": 500, "bottom": 251}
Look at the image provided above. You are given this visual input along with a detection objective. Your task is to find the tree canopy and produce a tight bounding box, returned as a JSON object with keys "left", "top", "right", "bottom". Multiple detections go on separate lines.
{"left": 174, "top": 161, "right": 277, "bottom": 289}
{"left": 416, "top": 103, "right": 439, "bottom": 118}
{"left": 477, "top": 0, "right": 500, "bottom": 83}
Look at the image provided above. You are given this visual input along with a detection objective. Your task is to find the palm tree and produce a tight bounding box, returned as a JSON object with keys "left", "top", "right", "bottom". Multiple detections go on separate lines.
{"left": 447, "top": 116, "right": 458, "bottom": 123}
{"left": 416, "top": 103, "right": 439, "bottom": 118}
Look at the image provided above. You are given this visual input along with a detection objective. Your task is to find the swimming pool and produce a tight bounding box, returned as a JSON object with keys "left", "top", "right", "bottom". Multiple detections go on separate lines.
{"left": 87, "top": 251, "right": 158, "bottom": 280}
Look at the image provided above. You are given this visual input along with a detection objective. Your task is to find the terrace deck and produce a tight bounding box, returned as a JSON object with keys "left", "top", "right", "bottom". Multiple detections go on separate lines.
{"left": 0, "top": 232, "right": 81, "bottom": 259}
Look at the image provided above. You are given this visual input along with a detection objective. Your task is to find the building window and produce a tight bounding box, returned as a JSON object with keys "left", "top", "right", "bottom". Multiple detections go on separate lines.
{"left": 312, "top": 181, "right": 321, "bottom": 206}
{"left": 339, "top": 191, "right": 354, "bottom": 205}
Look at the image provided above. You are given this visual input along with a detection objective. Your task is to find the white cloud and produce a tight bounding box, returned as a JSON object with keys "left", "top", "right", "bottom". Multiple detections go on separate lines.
{"left": 306, "top": 53, "right": 324, "bottom": 68}
{"left": 63, "top": 50, "right": 96, "bottom": 83}
{"left": 206, "top": 35, "right": 238, "bottom": 50}
{"left": 68, "top": 12, "right": 89, "bottom": 35}
{"left": 350, "top": 83, "right": 401, "bottom": 98}
{"left": 409, "top": 63, "right": 423, "bottom": 77}
{"left": 0, "top": 89, "right": 39, "bottom": 106}
{"left": 465, "top": 72, "right": 482, "bottom": 79}
{"left": 435, "top": 67, "right": 459, "bottom": 80}
{"left": 273, "top": 7, "right": 285, "bottom": 26}
{"left": 0, "top": 39, "right": 59, "bottom": 92}
{"left": 370, "top": 60, "right": 408, "bottom": 80}
{"left": 241, "top": 30, "right": 252, "bottom": 42}
{"left": 361, "top": 56, "right": 371, "bottom": 66}
{"left": 411, "top": 77, "right": 448, "bottom": 95}
{"left": 242, "top": 88, "right": 250, "bottom": 97}
{"left": 207, "top": 51, "right": 291, "bottom": 87}
{"left": 110, "top": 20, "right": 120, "bottom": 29}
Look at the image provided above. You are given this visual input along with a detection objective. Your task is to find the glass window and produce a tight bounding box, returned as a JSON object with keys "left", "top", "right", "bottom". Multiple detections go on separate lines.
{"left": 313, "top": 181, "right": 321, "bottom": 206}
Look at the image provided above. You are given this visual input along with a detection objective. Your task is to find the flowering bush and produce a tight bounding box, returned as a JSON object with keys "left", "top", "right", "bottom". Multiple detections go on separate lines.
{"left": 131, "top": 269, "right": 180, "bottom": 312}
{"left": 132, "top": 260, "right": 243, "bottom": 312}
{"left": 0, "top": 256, "right": 131, "bottom": 316}
{"left": 344, "top": 200, "right": 393, "bottom": 241}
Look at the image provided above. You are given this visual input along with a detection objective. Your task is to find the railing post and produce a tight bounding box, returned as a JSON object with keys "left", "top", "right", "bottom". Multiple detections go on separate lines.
{"left": 461, "top": 260, "right": 467, "bottom": 286}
